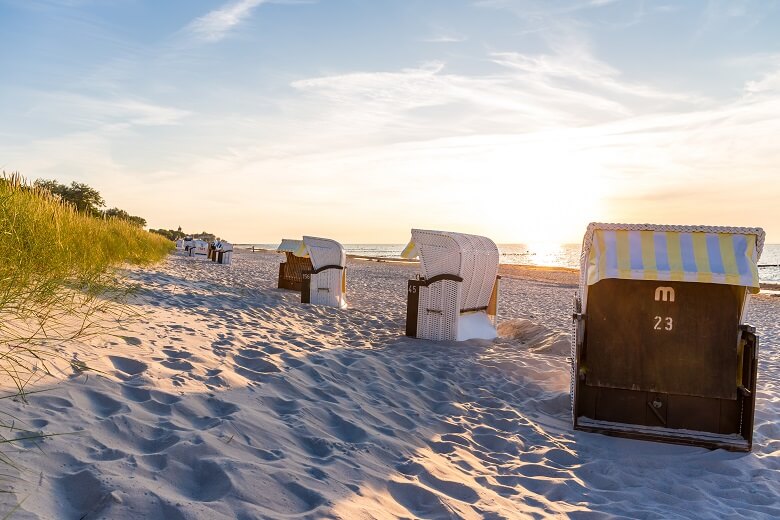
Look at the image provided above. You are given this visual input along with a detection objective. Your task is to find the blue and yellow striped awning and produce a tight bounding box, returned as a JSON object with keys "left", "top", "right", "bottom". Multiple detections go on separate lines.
{"left": 585, "top": 228, "right": 762, "bottom": 293}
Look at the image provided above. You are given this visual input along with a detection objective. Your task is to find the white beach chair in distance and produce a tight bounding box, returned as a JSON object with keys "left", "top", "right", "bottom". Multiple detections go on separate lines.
{"left": 301, "top": 236, "right": 347, "bottom": 308}
{"left": 572, "top": 222, "right": 764, "bottom": 451}
{"left": 402, "top": 229, "right": 500, "bottom": 341}
{"left": 175, "top": 238, "right": 185, "bottom": 251}
{"left": 188, "top": 239, "right": 209, "bottom": 260}
{"left": 213, "top": 240, "right": 233, "bottom": 265}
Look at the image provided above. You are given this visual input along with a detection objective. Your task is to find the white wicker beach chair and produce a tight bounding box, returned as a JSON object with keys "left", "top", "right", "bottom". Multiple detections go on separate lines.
{"left": 175, "top": 239, "right": 184, "bottom": 251}
{"left": 214, "top": 240, "right": 233, "bottom": 265}
{"left": 189, "top": 239, "right": 209, "bottom": 260}
{"left": 401, "top": 229, "right": 500, "bottom": 341}
{"left": 301, "top": 236, "right": 347, "bottom": 308}
{"left": 571, "top": 222, "right": 765, "bottom": 451}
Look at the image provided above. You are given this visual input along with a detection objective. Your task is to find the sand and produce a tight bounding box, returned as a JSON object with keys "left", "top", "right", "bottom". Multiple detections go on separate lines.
{"left": 3, "top": 250, "right": 779, "bottom": 519}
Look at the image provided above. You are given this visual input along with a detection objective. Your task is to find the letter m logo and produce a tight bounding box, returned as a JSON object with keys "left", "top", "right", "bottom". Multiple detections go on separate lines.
{"left": 654, "top": 286, "right": 675, "bottom": 302}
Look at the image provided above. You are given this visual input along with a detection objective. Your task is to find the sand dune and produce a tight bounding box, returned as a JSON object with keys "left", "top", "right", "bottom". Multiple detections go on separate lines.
{"left": 4, "top": 250, "right": 779, "bottom": 519}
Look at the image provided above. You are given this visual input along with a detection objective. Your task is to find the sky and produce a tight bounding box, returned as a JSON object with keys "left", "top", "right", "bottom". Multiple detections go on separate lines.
{"left": 1, "top": 0, "right": 779, "bottom": 244}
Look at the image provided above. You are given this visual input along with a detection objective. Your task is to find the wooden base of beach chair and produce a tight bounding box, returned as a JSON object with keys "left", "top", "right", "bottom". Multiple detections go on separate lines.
{"left": 573, "top": 279, "right": 757, "bottom": 451}
{"left": 301, "top": 266, "right": 346, "bottom": 308}
{"left": 406, "top": 276, "right": 499, "bottom": 341}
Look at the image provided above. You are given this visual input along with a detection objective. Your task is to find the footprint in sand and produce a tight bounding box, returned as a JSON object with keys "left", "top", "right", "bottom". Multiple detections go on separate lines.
{"left": 299, "top": 436, "right": 334, "bottom": 459}
{"left": 78, "top": 390, "right": 127, "bottom": 418}
{"left": 387, "top": 481, "right": 454, "bottom": 519}
{"left": 327, "top": 413, "right": 368, "bottom": 443}
{"left": 264, "top": 397, "right": 300, "bottom": 417}
{"left": 56, "top": 469, "right": 110, "bottom": 517}
{"left": 280, "top": 481, "right": 326, "bottom": 512}
{"left": 232, "top": 354, "right": 281, "bottom": 379}
{"left": 396, "top": 460, "right": 479, "bottom": 504}
{"left": 204, "top": 397, "right": 239, "bottom": 417}
{"left": 160, "top": 359, "right": 195, "bottom": 371}
{"left": 171, "top": 459, "right": 233, "bottom": 502}
{"left": 121, "top": 384, "right": 151, "bottom": 402}
{"left": 108, "top": 356, "right": 148, "bottom": 377}
{"left": 33, "top": 395, "right": 73, "bottom": 413}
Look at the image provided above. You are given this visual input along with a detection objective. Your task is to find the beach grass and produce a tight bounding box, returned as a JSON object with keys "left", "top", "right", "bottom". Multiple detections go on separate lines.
{"left": 0, "top": 173, "right": 172, "bottom": 468}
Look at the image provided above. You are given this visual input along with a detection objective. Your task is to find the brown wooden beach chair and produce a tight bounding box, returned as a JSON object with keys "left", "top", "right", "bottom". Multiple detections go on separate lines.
{"left": 571, "top": 223, "right": 765, "bottom": 451}
{"left": 276, "top": 239, "right": 314, "bottom": 291}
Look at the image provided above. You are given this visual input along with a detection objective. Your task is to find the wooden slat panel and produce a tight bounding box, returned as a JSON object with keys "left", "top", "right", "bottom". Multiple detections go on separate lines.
{"left": 585, "top": 279, "right": 743, "bottom": 399}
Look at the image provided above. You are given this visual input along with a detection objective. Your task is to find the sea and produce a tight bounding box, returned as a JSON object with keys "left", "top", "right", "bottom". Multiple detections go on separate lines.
{"left": 239, "top": 243, "right": 780, "bottom": 284}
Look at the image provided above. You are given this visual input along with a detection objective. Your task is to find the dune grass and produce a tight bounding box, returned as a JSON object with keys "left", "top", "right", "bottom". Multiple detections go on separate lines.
{"left": 0, "top": 173, "right": 172, "bottom": 474}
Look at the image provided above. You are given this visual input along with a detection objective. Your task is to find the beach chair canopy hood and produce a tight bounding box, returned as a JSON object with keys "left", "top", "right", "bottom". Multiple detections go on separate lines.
{"left": 277, "top": 239, "right": 308, "bottom": 258}
{"left": 404, "top": 229, "right": 499, "bottom": 312}
{"left": 302, "top": 236, "right": 346, "bottom": 270}
{"left": 581, "top": 223, "right": 765, "bottom": 295}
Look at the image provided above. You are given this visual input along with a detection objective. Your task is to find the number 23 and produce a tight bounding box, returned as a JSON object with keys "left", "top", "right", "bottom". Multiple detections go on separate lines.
{"left": 654, "top": 316, "right": 673, "bottom": 331}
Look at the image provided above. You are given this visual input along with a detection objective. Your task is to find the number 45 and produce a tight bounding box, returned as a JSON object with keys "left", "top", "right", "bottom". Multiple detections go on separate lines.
{"left": 654, "top": 316, "right": 673, "bottom": 331}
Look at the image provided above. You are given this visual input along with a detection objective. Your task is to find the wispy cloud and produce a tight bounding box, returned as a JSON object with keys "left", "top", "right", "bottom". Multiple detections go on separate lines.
{"left": 423, "top": 34, "right": 467, "bottom": 43}
{"left": 185, "top": 0, "right": 268, "bottom": 42}
{"left": 422, "top": 25, "right": 467, "bottom": 43}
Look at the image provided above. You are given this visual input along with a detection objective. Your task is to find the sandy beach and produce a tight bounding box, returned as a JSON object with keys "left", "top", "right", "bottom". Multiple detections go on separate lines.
{"left": 5, "top": 250, "right": 780, "bottom": 519}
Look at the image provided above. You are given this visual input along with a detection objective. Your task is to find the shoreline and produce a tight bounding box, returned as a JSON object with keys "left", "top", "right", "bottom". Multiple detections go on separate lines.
{"left": 247, "top": 246, "right": 779, "bottom": 292}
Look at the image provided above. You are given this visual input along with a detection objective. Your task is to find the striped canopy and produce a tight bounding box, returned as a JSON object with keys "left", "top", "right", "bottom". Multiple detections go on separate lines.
{"left": 400, "top": 240, "right": 418, "bottom": 259}
{"left": 583, "top": 224, "right": 764, "bottom": 293}
{"left": 277, "top": 239, "right": 308, "bottom": 258}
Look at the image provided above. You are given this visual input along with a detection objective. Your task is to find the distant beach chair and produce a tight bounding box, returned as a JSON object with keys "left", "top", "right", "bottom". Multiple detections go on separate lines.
{"left": 571, "top": 223, "right": 765, "bottom": 451}
{"left": 401, "top": 229, "right": 500, "bottom": 341}
{"left": 188, "top": 239, "right": 209, "bottom": 260}
{"left": 212, "top": 240, "right": 233, "bottom": 265}
{"left": 175, "top": 238, "right": 185, "bottom": 251}
{"left": 300, "top": 236, "right": 347, "bottom": 308}
{"left": 277, "top": 239, "right": 313, "bottom": 291}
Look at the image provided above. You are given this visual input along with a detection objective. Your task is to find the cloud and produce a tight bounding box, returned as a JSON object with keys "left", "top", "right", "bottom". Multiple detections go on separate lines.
{"left": 185, "top": 0, "right": 268, "bottom": 42}
{"left": 26, "top": 92, "right": 191, "bottom": 129}
{"left": 422, "top": 34, "right": 468, "bottom": 43}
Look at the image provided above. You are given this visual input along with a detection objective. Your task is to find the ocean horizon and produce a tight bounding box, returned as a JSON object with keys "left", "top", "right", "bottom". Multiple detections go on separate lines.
{"left": 237, "top": 242, "right": 780, "bottom": 283}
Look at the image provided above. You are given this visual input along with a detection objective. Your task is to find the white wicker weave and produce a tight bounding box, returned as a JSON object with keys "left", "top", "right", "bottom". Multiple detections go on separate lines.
{"left": 408, "top": 229, "right": 499, "bottom": 341}
{"left": 302, "top": 236, "right": 347, "bottom": 309}
{"left": 189, "top": 239, "right": 209, "bottom": 260}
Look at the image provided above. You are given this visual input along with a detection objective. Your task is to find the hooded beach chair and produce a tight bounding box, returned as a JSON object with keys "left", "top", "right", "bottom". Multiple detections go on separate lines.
{"left": 276, "top": 239, "right": 314, "bottom": 291}
{"left": 401, "top": 229, "right": 500, "bottom": 342}
{"left": 188, "top": 239, "right": 209, "bottom": 260}
{"left": 300, "top": 236, "right": 347, "bottom": 308}
{"left": 571, "top": 223, "right": 764, "bottom": 451}
{"left": 175, "top": 239, "right": 185, "bottom": 251}
{"left": 212, "top": 240, "right": 233, "bottom": 265}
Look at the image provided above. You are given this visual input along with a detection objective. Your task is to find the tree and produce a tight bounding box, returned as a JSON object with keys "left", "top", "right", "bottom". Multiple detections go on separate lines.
{"left": 104, "top": 207, "right": 146, "bottom": 228}
{"left": 34, "top": 179, "right": 105, "bottom": 216}
{"left": 150, "top": 228, "right": 187, "bottom": 241}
